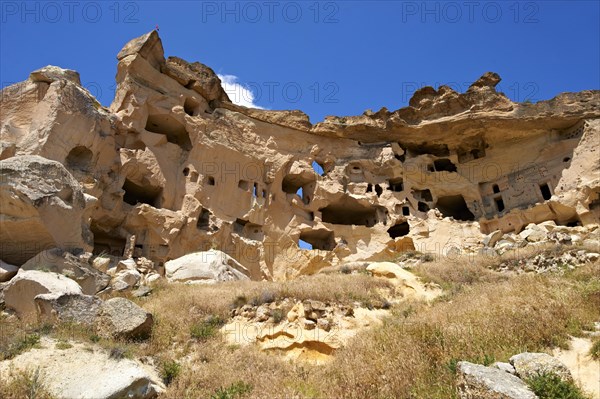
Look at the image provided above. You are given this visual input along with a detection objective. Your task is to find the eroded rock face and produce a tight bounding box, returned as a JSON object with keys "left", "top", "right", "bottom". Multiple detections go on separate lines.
{"left": 0, "top": 156, "right": 92, "bottom": 265}
{"left": 1, "top": 30, "right": 598, "bottom": 280}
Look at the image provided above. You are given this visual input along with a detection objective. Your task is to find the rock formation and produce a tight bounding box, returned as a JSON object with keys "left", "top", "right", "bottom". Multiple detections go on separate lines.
{"left": 1, "top": 30, "right": 598, "bottom": 281}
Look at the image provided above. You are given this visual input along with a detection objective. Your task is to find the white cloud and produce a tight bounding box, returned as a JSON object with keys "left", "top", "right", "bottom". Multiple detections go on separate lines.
{"left": 218, "top": 74, "right": 264, "bottom": 109}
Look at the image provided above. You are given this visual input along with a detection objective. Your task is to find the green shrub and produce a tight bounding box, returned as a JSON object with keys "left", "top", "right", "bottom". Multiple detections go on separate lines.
{"left": 230, "top": 295, "right": 247, "bottom": 309}
{"left": 526, "top": 373, "right": 590, "bottom": 399}
{"left": 190, "top": 315, "right": 225, "bottom": 340}
{"left": 3, "top": 334, "right": 41, "bottom": 360}
{"left": 210, "top": 381, "right": 252, "bottom": 399}
{"left": 272, "top": 308, "right": 285, "bottom": 323}
{"left": 108, "top": 346, "right": 132, "bottom": 360}
{"left": 250, "top": 290, "right": 276, "bottom": 306}
{"left": 161, "top": 360, "right": 181, "bottom": 385}
{"left": 55, "top": 340, "right": 72, "bottom": 350}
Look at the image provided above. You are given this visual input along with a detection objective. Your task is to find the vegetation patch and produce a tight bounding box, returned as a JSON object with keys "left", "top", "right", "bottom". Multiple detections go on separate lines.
{"left": 526, "top": 372, "right": 591, "bottom": 399}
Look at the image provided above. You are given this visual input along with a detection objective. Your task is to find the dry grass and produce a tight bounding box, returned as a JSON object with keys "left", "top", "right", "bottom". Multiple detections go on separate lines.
{"left": 0, "top": 368, "right": 55, "bottom": 399}
{"left": 311, "top": 263, "right": 600, "bottom": 399}
{"left": 140, "top": 273, "right": 394, "bottom": 357}
{"left": 1, "top": 255, "right": 598, "bottom": 398}
{"left": 410, "top": 254, "right": 507, "bottom": 294}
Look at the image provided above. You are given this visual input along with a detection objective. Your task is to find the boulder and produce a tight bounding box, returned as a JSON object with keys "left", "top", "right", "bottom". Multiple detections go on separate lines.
{"left": 492, "top": 362, "right": 517, "bottom": 375}
{"left": 20, "top": 248, "right": 109, "bottom": 295}
{"left": 29, "top": 65, "right": 81, "bottom": 85}
{"left": 0, "top": 260, "right": 19, "bottom": 282}
{"left": 117, "top": 258, "right": 137, "bottom": 272}
{"left": 92, "top": 256, "right": 112, "bottom": 272}
{"left": 111, "top": 269, "right": 141, "bottom": 291}
{"left": 0, "top": 337, "right": 164, "bottom": 398}
{"left": 96, "top": 297, "right": 153, "bottom": 340}
{"left": 483, "top": 230, "right": 503, "bottom": 247}
{"left": 0, "top": 156, "right": 91, "bottom": 265}
{"left": 456, "top": 361, "right": 538, "bottom": 399}
{"left": 510, "top": 352, "right": 573, "bottom": 382}
{"left": 4, "top": 270, "right": 82, "bottom": 319}
{"left": 165, "top": 250, "right": 250, "bottom": 283}
{"left": 35, "top": 292, "right": 102, "bottom": 326}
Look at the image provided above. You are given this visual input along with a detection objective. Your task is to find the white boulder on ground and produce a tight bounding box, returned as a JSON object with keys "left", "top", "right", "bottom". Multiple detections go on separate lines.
{"left": 0, "top": 337, "right": 164, "bottom": 399}
{"left": 4, "top": 270, "right": 82, "bottom": 319}
{"left": 456, "top": 361, "right": 538, "bottom": 399}
{"left": 20, "top": 248, "right": 110, "bottom": 295}
{"left": 510, "top": 352, "right": 573, "bottom": 382}
{"left": 96, "top": 297, "right": 153, "bottom": 339}
{"left": 165, "top": 250, "right": 250, "bottom": 283}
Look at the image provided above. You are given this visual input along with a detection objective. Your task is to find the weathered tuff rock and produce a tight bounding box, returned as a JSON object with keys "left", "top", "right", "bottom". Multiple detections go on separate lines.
{"left": 1, "top": 30, "right": 598, "bottom": 280}
{"left": 0, "top": 337, "right": 164, "bottom": 399}
{"left": 366, "top": 262, "right": 442, "bottom": 301}
{"left": 4, "top": 270, "right": 83, "bottom": 319}
{"left": 29, "top": 65, "right": 81, "bottom": 85}
{"left": 165, "top": 250, "right": 250, "bottom": 283}
{"left": 96, "top": 297, "right": 153, "bottom": 339}
{"left": 510, "top": 352, "right": 573, "bottom": 382}
{"left": 456, "top": 361, "right": 538, "bottom": 399}
{"left": 35, "top": 292, "right": 102, "bottom": 325}
{"left": 0, "top": 156, "right": 92, "bottom": 265}
{"left": 20, "top": 248, "right": 110, "bottom": 295}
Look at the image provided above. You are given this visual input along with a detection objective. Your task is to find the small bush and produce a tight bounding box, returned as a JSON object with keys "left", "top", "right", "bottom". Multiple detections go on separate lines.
{"left": 421, "top": 253, "right": 434, "bottom": 262}
{"left": 340, "top": 265, "right": 352, "bottom": 274}
{"left": 210, "top": 381, "right": 252, "bottom": 399}
{"left": 250, "top": 290, "right": 277, "bottom": 306}
{"left": 108, "top": 346, "right": 132, "bottom": 360}
{"left": 526, "top": 372, "right": 590, "bottom": 399}
{"left": 3, "top": 334, "right": 41, "bottom": 360}
{"left": 272, "top": 308, "right": 285, "bottom": 323}
{"left": 55, "top": 341, "right": 72, "bottom": 350}
{"left": 0, "top": 367, "right": 53, "bottom": 399}
{"left": 230, "top": 295, "right": 247, "bottom": 309}
{"left": 161, "top": 360, "right": 181, "bottom": 385}
{"left": 190, "top": 315, "right": 225, "bottom": 340}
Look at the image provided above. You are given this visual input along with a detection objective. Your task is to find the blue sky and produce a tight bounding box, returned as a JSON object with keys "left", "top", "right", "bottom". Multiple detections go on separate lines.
{"left": 1, "top": 1, "right": 599, "bottom": 123}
